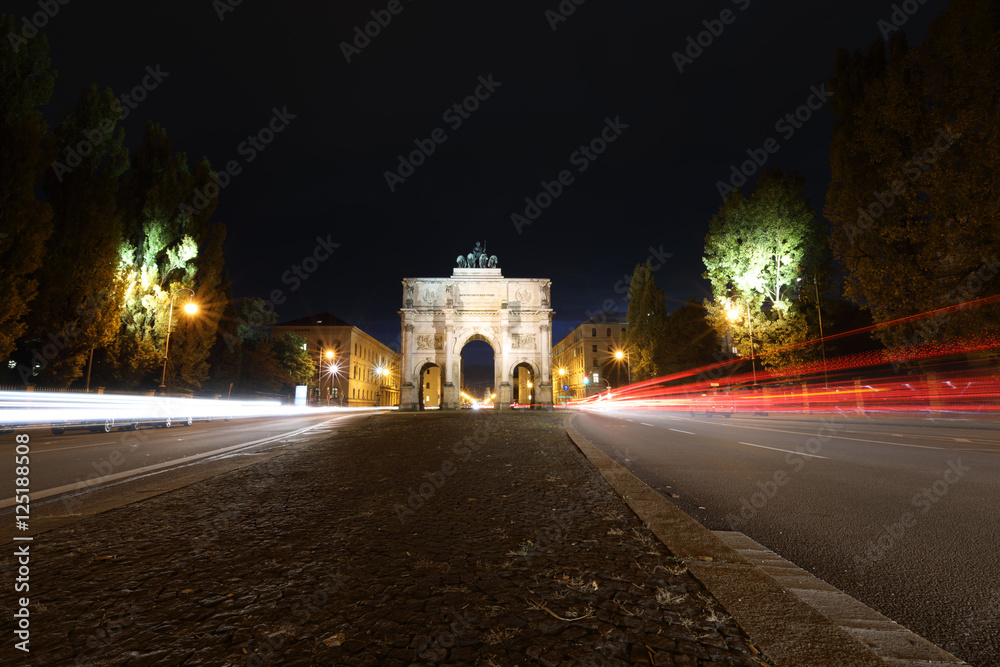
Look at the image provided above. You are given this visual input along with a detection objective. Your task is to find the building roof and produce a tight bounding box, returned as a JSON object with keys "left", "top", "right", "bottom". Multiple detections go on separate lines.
{"left": 582, "top": 312, "right": 628, "bottom": 325}
{"left": 272, "top": 312, "right": 354, "bottom": 327}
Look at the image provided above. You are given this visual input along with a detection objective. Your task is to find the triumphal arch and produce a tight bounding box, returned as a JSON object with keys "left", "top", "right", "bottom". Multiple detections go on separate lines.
{"left": 398, "top": 243, "right": 553, "bottom": 410}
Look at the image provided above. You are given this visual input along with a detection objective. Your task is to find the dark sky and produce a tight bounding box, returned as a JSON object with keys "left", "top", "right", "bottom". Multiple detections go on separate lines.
{"left": 18, "top": 0, "right": 950, "bottom": 348}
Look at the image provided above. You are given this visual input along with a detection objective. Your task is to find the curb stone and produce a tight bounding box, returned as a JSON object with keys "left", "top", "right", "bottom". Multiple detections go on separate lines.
{"left": 564, "top": 417, "right": 967, "bottom": 666}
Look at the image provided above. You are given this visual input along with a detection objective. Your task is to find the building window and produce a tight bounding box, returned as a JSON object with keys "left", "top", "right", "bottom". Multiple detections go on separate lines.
{"left": 592, "top": 345, "right": 597, "bottom": 353}
{"left": 591, "top": 328, "right": 596, "bottom": 337}
{"left": 607, "top": 328, "right": 611, "bottom": 337}
{"left": 607, "top": 345, "right": 612, "bottom": 351}
{"left": 592, "top": 358, "right": 598, "bottom": 367}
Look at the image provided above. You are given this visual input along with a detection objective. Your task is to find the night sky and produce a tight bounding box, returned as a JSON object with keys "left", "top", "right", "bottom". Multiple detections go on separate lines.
{"left": 16, "top": 0, "right": 950, "bottom": 348}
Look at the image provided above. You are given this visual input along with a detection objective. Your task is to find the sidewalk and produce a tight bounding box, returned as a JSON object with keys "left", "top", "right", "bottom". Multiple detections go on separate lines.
{"left": 4, "top": 411, "right": 772, "bottom": 666}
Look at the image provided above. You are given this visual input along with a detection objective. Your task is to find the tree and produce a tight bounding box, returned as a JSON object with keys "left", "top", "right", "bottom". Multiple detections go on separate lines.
{"left": 163, "top": 157, "right": 228, "bottom": 391}
{"left": 622, "top": 263, "right": 669, "bottom": 381}
{"left": 204, "top": 269, "right": 242, "bottom": 395}
{"left": 826, "top": 0, "right": 1000, "bottom": 350}
{"left": 660, "top": 299, "right": 718, "bottom": 376}
{"left": 703, "top": 169, "right": 826, "bottom": 370}
{"left": 108, "top": 125, "right": 228, "bottom": 391}
{"left": 0, "top": 15, "right": 55, "bottom": 363}
{"left": 273, "top": 332, "right": 314, "bottom": 386}
{"left": 26, "top": 84, "right": 128, "bottom": 386}
{"left": 230, "top": 300, "right": 313, "bottom": 397}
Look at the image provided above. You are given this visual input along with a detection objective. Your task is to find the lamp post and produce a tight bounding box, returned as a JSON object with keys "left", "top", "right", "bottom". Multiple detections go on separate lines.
{"left": 325, "top": 360, "right": 341, "bottom": 406}
{"left": 160, "top": 288, "right": 197, "bottom": 389}
{"left": 614, "top": 349, "right": 631, "bottom": 385}
{"left": 599, "top": 377, "right": 612, "bottom": 399}
{"left": 726, "top": 297, "right": 757, "bottom": 385}
{"left": 798, "top": 274, "right": 828, "bottom": 387}
{"left": 376, "top": 365, "right": 388, "bottom": 407}
{"left": 322, "top": 349, "right": 334, "bottom": 404}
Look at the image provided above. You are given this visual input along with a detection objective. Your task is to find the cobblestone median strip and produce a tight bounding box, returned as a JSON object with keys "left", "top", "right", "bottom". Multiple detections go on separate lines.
{"left": 2, "top": 412, "right": 772, "bottom": 665}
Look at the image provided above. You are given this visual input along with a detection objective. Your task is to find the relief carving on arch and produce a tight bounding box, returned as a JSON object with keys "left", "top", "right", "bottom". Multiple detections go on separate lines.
{"left": 417, "top": 334, "right": 444, "bottom": 350}
{"left": 511, "top": 333, "right": 536, "bottom": 350}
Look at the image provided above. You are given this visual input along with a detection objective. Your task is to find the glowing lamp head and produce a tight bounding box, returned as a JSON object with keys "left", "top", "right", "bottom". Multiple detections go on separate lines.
{"left": 726, "top": 306, "right": 739, "bottom": 322}
{"left": 325, "top": 350, "right": 334, "bottom": 360}
{"left": 614, "top": 350, "right": 624, "bottom": 360}
{"left": 183, "top": 302, "right": 198, "bottom": 315}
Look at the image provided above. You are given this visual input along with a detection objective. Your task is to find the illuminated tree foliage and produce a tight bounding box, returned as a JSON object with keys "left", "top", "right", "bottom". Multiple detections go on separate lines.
{"left": 104, "top": 124, "right": 228, "bottom": 391}
{"left": 702, "top": 169, "right": 825, "bottom": 370}
{"left": 27, "top": 84, "right": 128, "bottom": 386}
{"left": 826, "top": 0, "right": 1000, "bottom": 349}
{"left": 622, "top": 263, "right": 669, "bottom": 381}
{"left": 0, "top": 17, "right": 55, "bottom": 363}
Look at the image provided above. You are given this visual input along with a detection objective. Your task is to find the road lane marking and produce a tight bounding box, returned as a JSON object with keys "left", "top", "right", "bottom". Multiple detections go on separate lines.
{"left": 37, "top": 440, "right": 117, "bottom": 453}
{"left": 738, "top": 441, "right": 828, "bottom": 459}
{"left": 670, "top": 428, "right": 695, "bottom": 435}
{"left": 680, "top": 417, "right": 947, "bottom": 450}
{"left": 641, "top": 422, "right": 655, "bottom": 427}
{"left": 0, "top": 418, "right": 341, "bottom": 509}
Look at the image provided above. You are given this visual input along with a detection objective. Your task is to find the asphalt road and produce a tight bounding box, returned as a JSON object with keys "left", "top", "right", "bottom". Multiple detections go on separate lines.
{"left": 0, "top": 412, "right": 371, "bottom": 537}
{"left": 569, "top": 408, "right": 1000, "bottom": 667}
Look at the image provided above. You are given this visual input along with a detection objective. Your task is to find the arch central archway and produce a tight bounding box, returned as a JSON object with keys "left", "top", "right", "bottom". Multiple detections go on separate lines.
{"left": 398, "top": 248, "right": 553, "bottom": 410}
{"left": 459, "top": 335, "right": 497, "bottom": 405}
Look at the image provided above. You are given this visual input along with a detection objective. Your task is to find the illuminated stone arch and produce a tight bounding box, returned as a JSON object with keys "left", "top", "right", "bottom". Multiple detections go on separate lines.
{"left": 398, "top": 250, "right": 553, "bottom": 410}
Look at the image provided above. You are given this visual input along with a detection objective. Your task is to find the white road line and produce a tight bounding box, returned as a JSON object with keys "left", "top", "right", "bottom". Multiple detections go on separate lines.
{"left": 641, "top": 422, "right": 655, "bottom": 427}
{"left": 738, "top": 441, "right": 828, "bottom": 459}
{"left": 670, "top": 428, "right": 695, "bottom": 435}
{"left": 680, "top": 416, "right": 947, "bottom": 450}
{"left": 37, "top": 440, "right": 117, "bottom": 453}
{"left": 0, "top": 419, "right": 339, "bottom": 509}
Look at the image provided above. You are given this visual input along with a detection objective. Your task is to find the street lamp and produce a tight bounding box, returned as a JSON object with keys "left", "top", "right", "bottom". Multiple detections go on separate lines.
{"left": 726, "top": 297, "right": 757, "bottom": 385}
{"left": 375, "top": 365, "right": 388, "bottom": 407}
{"left": 323, "top": 349, "right": 335, "bottom": 404}
{"left": 614, "top": 349, "right": 631, "bottom": 385}
{"left": 160, "top": 288, "right": 198, "bottom": 389}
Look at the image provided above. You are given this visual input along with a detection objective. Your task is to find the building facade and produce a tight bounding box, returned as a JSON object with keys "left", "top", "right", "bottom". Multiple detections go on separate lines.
{"left": 270, "top": 313, "right": 401, "bottom": 407}
{"left": 552, "top": 313, "right": 629, "bottom": 402}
